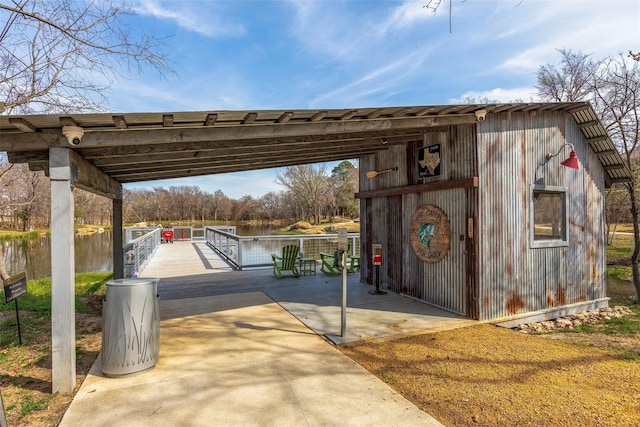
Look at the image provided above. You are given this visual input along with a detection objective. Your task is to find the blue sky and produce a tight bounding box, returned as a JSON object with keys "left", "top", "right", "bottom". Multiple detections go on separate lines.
{"left": 115, "top": 0, "right": 639, "bottom": 199}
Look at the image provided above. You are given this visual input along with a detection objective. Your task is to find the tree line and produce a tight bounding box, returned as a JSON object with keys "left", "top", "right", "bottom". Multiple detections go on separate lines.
{"left": 0, "top": 160, "right": 359, "bottom": 229}
{"left": 124, "top": 161, "right": 358, "bottom": 225}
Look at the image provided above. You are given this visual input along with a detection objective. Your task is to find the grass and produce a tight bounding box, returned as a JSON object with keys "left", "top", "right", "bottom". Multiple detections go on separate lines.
{"left": 0, "top": 272, "right": 110, "bottom": 425}
{"left": 607, "top": 228, "right": 635, "bottom": 284}
{"left": 0, "top": 272, "right": 110, "bottom": 320}
{"left": 569, "top": 309, "right": 640, "bottom": 335}
{"left": 17, "top": 392, "right": 58, "bottom": 420}
{"left": 0, "top": 230, "right": 47, "bottom": 241}
{"left": 273, "top": 219, "right": 361, "bottom": 234}
{"left": 0, "top": 271, "right": 110, "bottom": 348}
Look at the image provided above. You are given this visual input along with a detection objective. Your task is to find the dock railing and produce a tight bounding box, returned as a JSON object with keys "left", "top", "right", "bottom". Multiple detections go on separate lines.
{"left": 205, "top": 226, "right": 360, "bottom": 270}
{"left": 124, "top": 227, "right": 162, "bottom": 277}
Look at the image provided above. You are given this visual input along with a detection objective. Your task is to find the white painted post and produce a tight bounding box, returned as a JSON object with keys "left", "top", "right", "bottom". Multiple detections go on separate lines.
{"left": 49, "top": 147, "right": 76, "bottom": 394}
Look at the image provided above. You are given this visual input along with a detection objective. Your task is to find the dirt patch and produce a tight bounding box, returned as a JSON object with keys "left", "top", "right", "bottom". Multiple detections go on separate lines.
{"left": 341, "top": 324, "right": 640, "bottom": 427}
{"left": 1, "top": 314, "right": 102, "bottom": 426}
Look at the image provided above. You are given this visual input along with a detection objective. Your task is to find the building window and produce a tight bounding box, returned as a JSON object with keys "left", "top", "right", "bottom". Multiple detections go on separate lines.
{"left": 530, "top": 185, "right": 568, "bottom": 248}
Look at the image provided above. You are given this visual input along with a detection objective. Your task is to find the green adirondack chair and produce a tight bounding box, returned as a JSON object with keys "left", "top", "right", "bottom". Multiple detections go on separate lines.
{"left": 271, "top": 245, "right": 300, "bottom": 278}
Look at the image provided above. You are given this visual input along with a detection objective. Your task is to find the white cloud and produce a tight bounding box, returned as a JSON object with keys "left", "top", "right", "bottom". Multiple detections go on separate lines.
{"left": 498, "top": 0, "right": 639, "bottom": 72}
{"left": 309, "top": 48, "right": 433, "bottom": 107}
{"left": 378, "top": 0, "right": 436, "bottom": 34}
{"left": 133, "top": 0, "right": 245, "bottom": 38}
{"left": 285, "top": 1, "right": 369, "bottom": 63}
{"left": 449, "top": 87, "right": 539, "bottom": 104}
{"left": 107, "top": 65, "right": 263, "bottom": 112}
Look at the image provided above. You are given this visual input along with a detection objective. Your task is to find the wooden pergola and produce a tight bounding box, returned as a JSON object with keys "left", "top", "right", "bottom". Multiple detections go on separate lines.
{"left": 0, "top": 103, "right": 629, "bottom": 393}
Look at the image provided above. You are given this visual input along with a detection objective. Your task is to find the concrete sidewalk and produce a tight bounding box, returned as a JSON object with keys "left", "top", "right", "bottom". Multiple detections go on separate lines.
{"left": 59, "top": 292, "right": 444, "bottom": 426}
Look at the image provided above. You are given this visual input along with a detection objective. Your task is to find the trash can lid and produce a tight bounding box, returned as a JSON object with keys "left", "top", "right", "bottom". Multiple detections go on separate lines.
{"left": 106, "top": 278, "right": 159, "bottom": 287}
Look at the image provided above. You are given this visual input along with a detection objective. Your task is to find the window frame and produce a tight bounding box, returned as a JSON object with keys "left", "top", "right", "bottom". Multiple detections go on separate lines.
{"left": 530, "top": 184, "right": 569, "bottom": 248}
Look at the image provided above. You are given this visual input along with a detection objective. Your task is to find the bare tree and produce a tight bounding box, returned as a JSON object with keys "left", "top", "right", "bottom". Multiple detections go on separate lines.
{"left": 425, "top": 0, "right": 453, "bottom": 31}
{"left": 0, "top": 1, "right": 171, "bottom": 282}
{"left": 211, "top": 189, "right": 231, "bottom": 222}
{"left": 276, "top": 164, "right": 331, "bottom": 225}
{"left": 424, "top": 0, "right": 524, "bottom": 33}
{"left": 0, "top": 0, "right": 171, "bottom": 114}
{"left": 537, "top": 49, "right": 640, "bottom": 301}
{"left": 260, "top": 191, "right": 285, "bottom": 221}
{"left": 0, "top": 160, "right": 49, "bottom": 279}
{"left": 74, "top": 189, "right": 112, "bottom": 225}
{"left": 537, "top": 49, "right": 598, "bottom": 102}
{"left": 605, "top": 186, "right": 630, "bottom": 245}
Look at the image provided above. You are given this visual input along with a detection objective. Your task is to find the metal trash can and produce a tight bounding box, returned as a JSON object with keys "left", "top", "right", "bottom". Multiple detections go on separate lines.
{"left": 102, "top": 278, "right": 160, "bottom": 377}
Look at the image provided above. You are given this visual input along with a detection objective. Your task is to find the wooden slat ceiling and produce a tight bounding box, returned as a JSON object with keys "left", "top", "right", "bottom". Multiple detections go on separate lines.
{"left": 0, "top": 103, "right": 631, "bottom": 185}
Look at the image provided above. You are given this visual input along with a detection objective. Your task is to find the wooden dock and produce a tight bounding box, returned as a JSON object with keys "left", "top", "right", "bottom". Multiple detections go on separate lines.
{"left": 140, "top": 241, "right": 477, "bottom": 342}
{"left": 141, "top": 240, "right": 234, "bottom": 278}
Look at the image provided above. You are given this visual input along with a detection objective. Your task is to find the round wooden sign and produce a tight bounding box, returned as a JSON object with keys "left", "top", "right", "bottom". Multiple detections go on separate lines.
{"left": 410, "top": 204, "right": 451, "bottom": 263}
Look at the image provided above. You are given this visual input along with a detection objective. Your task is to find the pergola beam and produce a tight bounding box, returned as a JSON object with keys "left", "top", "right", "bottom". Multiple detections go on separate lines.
{"left": 78, "top": 131, "right": 422, "bottom": 160}
{"left": 101, "top": 146, "right": 382, "bottom": 175}
{"left": 67, "top": 150, "right": 123, "bottom": 199}
{"left": 76, "top": 114, "right": 477, "bottom": 148}
{"left": 110, "top": 150, "right": 381, "bottom": 182}
{"left": 94, "top": 144, "right": 391, "bottom": 170}
{"left": 0, "top": 114, "right": 475, "bottom": 154}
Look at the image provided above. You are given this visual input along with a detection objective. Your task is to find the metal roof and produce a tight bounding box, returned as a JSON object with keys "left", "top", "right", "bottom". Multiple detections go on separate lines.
{"left": 0, "top": 102, "right": 631, "bottom": 188}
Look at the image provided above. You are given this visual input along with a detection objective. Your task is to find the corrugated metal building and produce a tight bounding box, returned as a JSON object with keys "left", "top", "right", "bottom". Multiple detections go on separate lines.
{"left": 356, "top": 104, "right": 630, "bottom": 322}
{"left": 0, "top": 101, "right": 632, "bottom": 392}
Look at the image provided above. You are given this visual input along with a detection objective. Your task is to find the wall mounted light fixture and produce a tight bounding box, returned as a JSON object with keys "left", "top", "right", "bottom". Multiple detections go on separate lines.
{"left": 366, "top": 166, "right": 398, "bottom": 179}
{"left": 546, "top": 143, "right": 579, "bottom": 170}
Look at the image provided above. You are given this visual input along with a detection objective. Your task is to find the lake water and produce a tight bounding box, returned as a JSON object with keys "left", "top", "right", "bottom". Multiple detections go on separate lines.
{"left": 4, "top": 225, "right": 276, "bottom": 281}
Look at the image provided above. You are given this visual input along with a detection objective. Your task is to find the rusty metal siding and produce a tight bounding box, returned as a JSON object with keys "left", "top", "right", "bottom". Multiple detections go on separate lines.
{"left": 449, "top": 124, "right": 478, "bottom": 179}
{"left": 406, "top": 140, "right": 421, "bottom": 184}
{"left": 565, "top": 118, "right": 607, "bottom": 301}
{"left": 360, "top": 197, "right": 373, "bottom": 284}
{"left": 387, "top": 195, "right": 404, "bottom": 293}
{"left": 358, "top": 125, "right": 478, "bottom": 316}
{"left": 421, "top": 125, "right": 477, "bottom": 182}
{"left": 359, "top": 145, "right": 407, "bottom": 288}
{"left": 360, "top": 145, "right": 408, "bottom": 192}
{"left": 477, "top": 113, "right": 530, "bottom": 320}
{"left": 465, "top": 186, "right": 479, "bottom": 319}
{"left": 402, "top": 193, "right": 422, "bottom": 298}
{"left": 476, "top": 111, "right": 607, "bottom": 320}
{"left": 358, "top": 108, "right": 610, "bottom": 321}
{"left": 410, "top": 188, "right": 467, "bottom": 314}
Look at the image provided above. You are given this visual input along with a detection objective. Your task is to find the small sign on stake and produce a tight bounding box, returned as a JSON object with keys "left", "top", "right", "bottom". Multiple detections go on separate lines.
{"left": 4, "top": 271, "right": 26, "bottom": 304}
{"left": 3, "top": 271, "right": 27, "bottom": 345}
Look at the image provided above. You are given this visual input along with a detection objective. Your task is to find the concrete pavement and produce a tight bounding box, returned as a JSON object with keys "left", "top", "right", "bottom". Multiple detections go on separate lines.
{"left": 59, "top": 292, "right": 444, "bottom": 426}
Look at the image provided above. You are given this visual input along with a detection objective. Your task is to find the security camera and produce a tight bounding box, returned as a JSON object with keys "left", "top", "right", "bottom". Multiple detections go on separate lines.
{"left": 475, "top": 110, "right": 487, "bottom": 122}
{"left": 62, "top": 126, "right": 84, "bottom": 146}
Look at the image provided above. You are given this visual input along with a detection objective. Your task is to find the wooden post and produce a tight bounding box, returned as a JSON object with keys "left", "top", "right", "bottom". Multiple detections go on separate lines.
{"left": 49, "top": 147, "right": 76, "bottom": 394}
{"left": 113, "top": 197, "right": 124, "bottom": 279}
